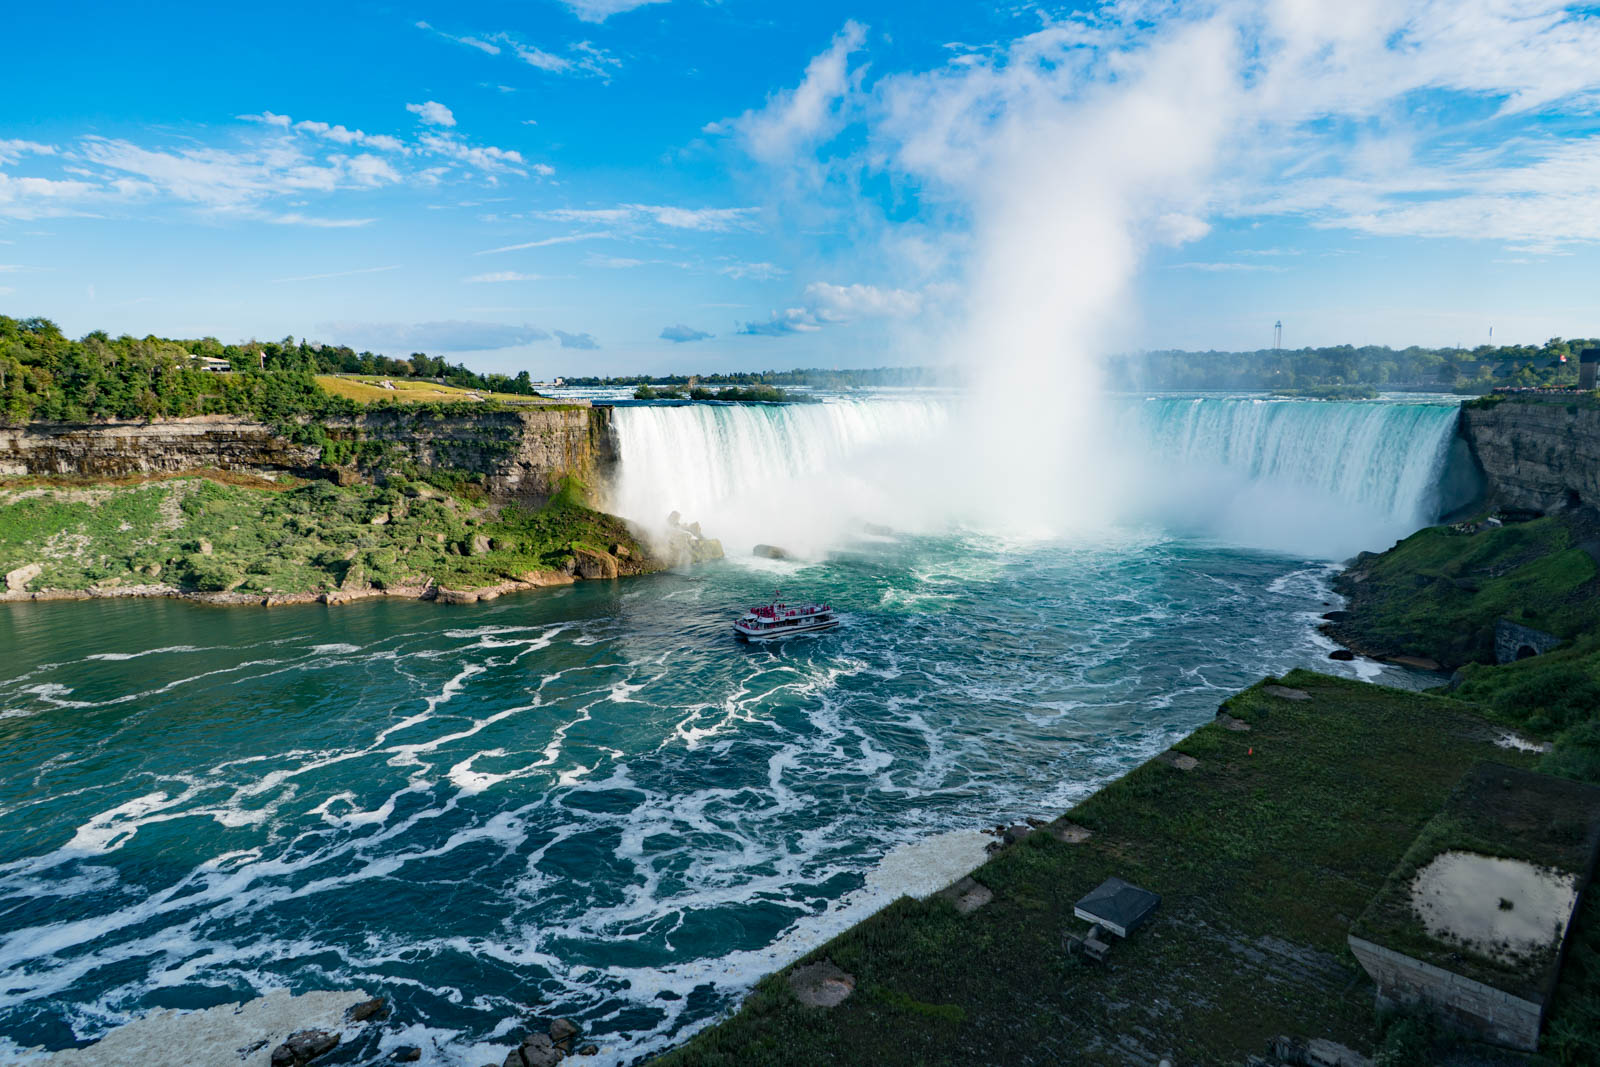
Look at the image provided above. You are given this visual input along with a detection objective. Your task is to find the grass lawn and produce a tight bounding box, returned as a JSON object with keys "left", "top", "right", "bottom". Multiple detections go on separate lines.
{"left": 314, "top": 375, "right": 571, "bottom": 406}
{"left": 652, "top": 671, "right": 1535, "bottom": 1067}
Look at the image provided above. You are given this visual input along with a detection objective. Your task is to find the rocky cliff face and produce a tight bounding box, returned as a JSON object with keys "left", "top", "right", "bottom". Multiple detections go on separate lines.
{"left": 0, "top": 406, "right": 617, "bottom": 506}
{"left": 1458, "top": 397, "right": 1600, "bottom": 512}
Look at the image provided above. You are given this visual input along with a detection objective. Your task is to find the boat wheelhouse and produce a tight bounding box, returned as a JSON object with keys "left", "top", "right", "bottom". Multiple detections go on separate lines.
{"left": 734, "top": 595, "right": 840, "bottom": 641}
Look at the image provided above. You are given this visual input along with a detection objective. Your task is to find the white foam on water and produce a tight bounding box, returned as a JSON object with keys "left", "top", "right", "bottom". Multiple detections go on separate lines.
{"left": 84, "top": 645, "right": 216, "bottom": 661}
{"left": 18, "top": 987, "right": 369, "bottom": 1067}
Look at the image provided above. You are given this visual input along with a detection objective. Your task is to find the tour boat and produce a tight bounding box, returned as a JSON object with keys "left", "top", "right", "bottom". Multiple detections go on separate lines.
{"left": 734, "top": 593, "right": 841, "bottom": 641}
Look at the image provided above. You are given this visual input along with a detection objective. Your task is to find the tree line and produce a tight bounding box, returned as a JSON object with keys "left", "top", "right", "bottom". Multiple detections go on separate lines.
{"left": 0, "top": 316, "right": 541, "bottom": 424}
{"left": 1109, "top": 339, "right": 1600, "bottom": 393}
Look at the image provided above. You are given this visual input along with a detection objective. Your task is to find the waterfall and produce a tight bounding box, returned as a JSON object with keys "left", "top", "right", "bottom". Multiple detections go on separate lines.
{"left": 607, "top": 394, "right": 1469, "bottom": 559}
{"left": 609, "top": 398, "right": 948, "bottom": 550}
{"left": 1124, "top": 396, "right": 1468, "bottom": 556}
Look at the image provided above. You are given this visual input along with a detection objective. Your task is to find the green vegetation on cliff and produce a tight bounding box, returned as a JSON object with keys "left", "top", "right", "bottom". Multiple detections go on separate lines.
{"left": 0, "top": 474, "right": 655, "bottom": 599}
{"left": 0, "top": 315, "right": 543, "bottom": 426}
{"left": 652, "top": 673, "right": 1551, "bottom": 1067}
{"left": 1331, "top": 516, "right": 1600, "bottom": 667}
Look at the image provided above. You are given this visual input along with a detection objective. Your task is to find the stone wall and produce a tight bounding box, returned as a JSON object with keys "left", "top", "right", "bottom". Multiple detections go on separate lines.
{"left": 1347, "top": 935, "right": 1544, "bottom": 1051}
{"left": 0, "top": 406, "right": 617, "bottom": 507}
{"left": 1494, "top": 619, "right": 1564, "bottom": 664}
{"left": 1459, "top": 398, "right": 1600, "bottom": 512}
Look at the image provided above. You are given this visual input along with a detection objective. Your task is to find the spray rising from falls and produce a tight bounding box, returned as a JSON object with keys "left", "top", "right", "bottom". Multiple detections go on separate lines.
{"left": 608, "top": 395, "right": 1471, "bottom": 560}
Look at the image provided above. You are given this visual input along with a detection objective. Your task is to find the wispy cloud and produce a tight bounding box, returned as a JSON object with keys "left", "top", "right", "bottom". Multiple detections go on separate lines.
{"left": 1169, "top": 261, "right": 1286, "bottom": 273}
{"left": 463, "top": 271, "right": 552, "bottom": 282}
{"left": 475, "top": 232, "right": 611, "bottom": 255}
{"left": 738, "top": 307, "right": 825, "bottom": 336}
{"left": 271, "top": 264, "right": 402, "bottom": 284}
{"left": 416, "top": 21, "right": 622, "bottom": 80}
{"left": 318, "top": 320, "right": 550, "bottom": 352}
{"left": 554, "top": 329, "right": 599, "bottom": 349}
{"left": 718, "top": 261, "right": 786, "bottom": 281}
{"left": 270, "top": 212, "right": 377, "bottom": 228}
{"left": 415, "top": 21, "right": 501, "bottom": 55}
{"left": 559, "top": 0, "right": 669, "bottom": 24}
{"left": 660, "top": 323, "right": 712, "bottom": 342}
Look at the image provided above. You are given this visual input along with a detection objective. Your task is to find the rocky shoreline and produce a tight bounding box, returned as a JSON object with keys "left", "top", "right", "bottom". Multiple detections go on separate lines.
{"left": 1, "top": 551, "right": 717, "bottom": 609}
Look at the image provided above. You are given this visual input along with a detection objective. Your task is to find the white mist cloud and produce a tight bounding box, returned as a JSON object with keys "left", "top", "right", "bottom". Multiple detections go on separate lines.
{"left": 721, "top": 1, "right": 1600, "bottom": 543}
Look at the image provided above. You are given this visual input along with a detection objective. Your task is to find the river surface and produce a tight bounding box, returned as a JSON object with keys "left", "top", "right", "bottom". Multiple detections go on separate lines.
{"left": 0, "top": 394, "right": 1462, "bottom": 1064}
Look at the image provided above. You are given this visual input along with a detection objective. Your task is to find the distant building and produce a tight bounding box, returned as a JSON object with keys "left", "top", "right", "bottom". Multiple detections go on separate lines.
{"left": 1581, "top": 347, "right": 1599, "bottom": 390}
{"left": 194, "top": 355, "right": 232, "bottom": 374}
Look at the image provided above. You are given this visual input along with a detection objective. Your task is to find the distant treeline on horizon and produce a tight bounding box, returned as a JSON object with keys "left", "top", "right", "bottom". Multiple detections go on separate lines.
{"left": 1110, "top": 338, "right": 1599, "bottom": 393}
{"left": 561, "top": 366, "right": 951, "bottom": 389}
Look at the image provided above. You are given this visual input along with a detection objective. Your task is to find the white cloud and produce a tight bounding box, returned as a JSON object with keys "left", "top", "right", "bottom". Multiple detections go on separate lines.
{"left": 418, "top": 133, "right": 527, "bottom": 176}
{"left": 718, "top": 261, "right": 787, "bottom": 281}
{"left": 0, "top": 140, "right": 56, "bottom": 166}
{"left": 415, "top": 21, "right": 501, "bottom": 55}
{"left": 429, "top": 27, "right": 622, "bottom": 80}
{"left": 464, "top": 271, "right": 551, "bottom": 282}
{"left": 554, "top": 329, "right": 599, "bottom": 349}
{"left": 731, "top": 21, "right": 867, "bottom": 164}
{"left": 586, "top": 254, "right": 645, "bottom": 268}
{"left": 1170, "top": 261, "right": 1286, "bottom": 272}
{"left": 407, "top": 101, "right": 457, "bottom": 128}
{"left": 532, "top": 203, "right": 757, "bottom": 233}
{"left": 738, "top": 307, "right": 825, "bottom": 336}
{"left": 560, "top": 0, "right": 669, "bottom": 23}
{"left": 270, "top": 213, "right": 377, "bottom": 228}
{"left": 318, "top": 320, "right": 551, "bottom": 352}
{"left": 805, "top": 281, "right": 923, "bottom": 319}
{"left": 476, "top": 232, "right": 611, "bottom": 254}
{"left": 660, "top": 323, "right": 713, "bottom": 342}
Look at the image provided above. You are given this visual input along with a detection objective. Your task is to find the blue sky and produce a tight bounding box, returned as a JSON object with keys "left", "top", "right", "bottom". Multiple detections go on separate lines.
{"left": 3, "top": 1, "right": 1600, "bottom": 375}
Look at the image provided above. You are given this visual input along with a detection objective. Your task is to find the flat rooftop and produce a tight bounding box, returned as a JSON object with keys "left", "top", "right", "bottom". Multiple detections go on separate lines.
{"left": 1352, "top": 762, "right": 1600, "bottom": 1005}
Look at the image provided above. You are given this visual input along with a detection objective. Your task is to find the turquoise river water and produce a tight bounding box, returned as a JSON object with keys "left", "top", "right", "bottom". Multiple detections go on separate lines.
{"left": 0, "top": 395, "right": 1467, "bottom": 1063}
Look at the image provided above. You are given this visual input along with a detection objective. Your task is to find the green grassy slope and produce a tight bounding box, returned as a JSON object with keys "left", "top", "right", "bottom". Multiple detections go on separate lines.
{"left": 653, "top": 672, "right": 1530, "bottom": 1067}
{"left": 0, "top": 474, "right": 650, "bottom": 597}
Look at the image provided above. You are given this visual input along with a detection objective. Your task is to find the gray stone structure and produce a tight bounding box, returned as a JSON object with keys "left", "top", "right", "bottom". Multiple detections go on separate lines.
{"left": 1347, "top": 936, "right": 1544, "bottom": 1050}
{"left": 1348, "top": 764, "right": 1600, "bottom": 1052}
{"left": 1494, "top": 619, "right": 1563, "bottom": 663}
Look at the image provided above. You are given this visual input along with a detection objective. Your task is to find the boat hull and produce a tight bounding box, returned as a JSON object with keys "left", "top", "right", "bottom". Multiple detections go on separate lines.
{"left": 733, "top": 617, "right": 841, "bottom": 641}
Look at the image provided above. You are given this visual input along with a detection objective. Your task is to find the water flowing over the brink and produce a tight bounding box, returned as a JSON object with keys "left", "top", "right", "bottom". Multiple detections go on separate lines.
{"left": 608, "top": 398, "right": 947, "bottom": 550}
{"left": 1133, "top": 396, "right": 1461, "bottom": 528}
{"left": 609, "top": 394, "right": 1465, "bottom": 559}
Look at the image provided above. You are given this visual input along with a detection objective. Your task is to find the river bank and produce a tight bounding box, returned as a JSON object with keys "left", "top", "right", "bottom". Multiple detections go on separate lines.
{"left": 0, "top": 473, "right": 723, "bottom": 609}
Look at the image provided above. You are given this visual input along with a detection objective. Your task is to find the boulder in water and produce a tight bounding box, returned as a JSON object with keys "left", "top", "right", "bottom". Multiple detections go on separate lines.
{"left": 346, "top": 996, "right": 388, "bottom": 1023}
{"left": 752, "top": 544, "right": 792, "bottom": 560}
{"left": 548, "top": 1017, "right": 580, "bottom": 1049}
{"left": 271, "top": 1029, "right": 339, "bottom": 1067}
{"left": 503, "top": 1032, "right": 563, "bottom": 1067}
{"left": 1328, "top": 648, "right": 1356, "bottom": 661}
{"left": 390, "top": 1047, "right": 422, "bottom": 1063}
